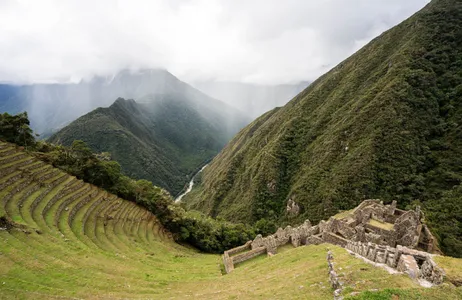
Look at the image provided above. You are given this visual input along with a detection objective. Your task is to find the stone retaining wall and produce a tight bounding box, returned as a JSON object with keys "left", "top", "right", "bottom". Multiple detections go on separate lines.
{"left": 42, "top": 178, "right": 80, "bottom": 216}
{"left": 68, "top": 190, "right": 101, "bottom": 227}
{"left": 233, "top": 247, "right": 267, "bottom": 264}
{"left": 223, "top": 241, "right": 264, "bottom": 274}
{"left": 2, "top": 179, "right": 33, "bottom": 210}
{"left": 82, "top": 197, "right": 107, "bottom": 235}
{"left": 55, "top": 185, "right": 93, "bottom": 227}
{"left": 327, "top": 251, "right": 343, "bottom": 300}
{"left": 322, "top": 232, "right": 349, "bottom": 247}
{"left": 0, "top": 173, "right": 23, "bottom": 190}
{"left": 0, "top": 158, "right": 35, "bottom": 177}
{"left": 17, "top": 183, "right": 41, "bottom": 208}
{"left": 0, "top": 153, "right": 27, "bottom": 164}
{"left": 346, "top": 240, "right": 444, "bottom": 284}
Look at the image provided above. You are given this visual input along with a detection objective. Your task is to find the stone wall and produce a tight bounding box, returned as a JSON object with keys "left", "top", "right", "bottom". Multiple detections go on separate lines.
{"left": 233, "top": 247, "right": 267, "bottom": 264}
{"left": 223, "top": 241, "right": 265, "bottom": 274}
{"left": 322, "top": 232, "right": 349, "bottom": 247}
{"left": 345, "top": 240, "right": 444, "bottom": 284}
{"left": 227, "top": 241, "right": 252, "bottom": 256}
{"left": 327, "top": 250, "right": 343, "bottom": 300}
{"left": 250, "top": 220, "right": 315, "bottom": 254}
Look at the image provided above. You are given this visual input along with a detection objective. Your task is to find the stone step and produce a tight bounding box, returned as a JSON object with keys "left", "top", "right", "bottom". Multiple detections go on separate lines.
{"left": 53, "top": 184, "right": 93, "bottom": 229}
{"left": 19, "top": 160, "right": 45, "bottom": 172}
{"left": 41, "top": 178, "right": 80, "bottom": 218}
{"left": 0, "top": 157, "right": 36, "bottom": 177}
{"left": 0, "top": 152, "right": 27, "bottom": 165}
{"left": 0, "top": 171, "right": 23, "bottom": 190}
{"left": 1, "top": 177, "right": 32, "bottom": 215}
{"left": 83, "top": 196, "right": 116, "bottom": 238}
{"left": 0, "top": 142, "right": 11, "bottom": 150}
{"left": 104, "top": 200, "right": 133, "bottom": 251}
{"left": 95, "top": 199, "right": 123, "bottom": 251}
{"left": 68, "top": 189, "right": 105, "bottom": 229}
{"left": 56, "top": 188, "right": 103, "bottom": 248}
{"left": 29, "top": 176, "right": 74, "bottom": 228}
{"left": 0, "top": 148, "right": 17, "bottom": 157}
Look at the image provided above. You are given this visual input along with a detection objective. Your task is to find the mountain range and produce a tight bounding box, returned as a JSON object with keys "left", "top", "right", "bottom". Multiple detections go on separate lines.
{"left": 48, "top": 75, "right": 248, "bottom": 195}
{"left": 186, "top": 0, "right": 462, "bottom": 257}
{"left": 0, "top": 70, "right": 306, "bottom": 136}
{"left": 0, "top": 70, "right": 225, "bottom": 134}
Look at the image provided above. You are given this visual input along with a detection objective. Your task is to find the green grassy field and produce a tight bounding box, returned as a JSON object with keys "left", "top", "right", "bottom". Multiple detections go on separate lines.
{"left": 0, "top": 141, "right": 461, "bottom": 299}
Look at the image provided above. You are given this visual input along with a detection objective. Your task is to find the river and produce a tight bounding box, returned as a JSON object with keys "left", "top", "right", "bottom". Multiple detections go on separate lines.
{"left": 175, "top": 164, "right": 208, "bottom": 203}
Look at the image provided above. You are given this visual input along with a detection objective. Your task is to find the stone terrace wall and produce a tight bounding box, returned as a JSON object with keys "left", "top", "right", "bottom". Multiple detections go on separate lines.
{"left": 250, "top": 220, "right": 316, "bottom": 255}
{"left": 327, "top": 251, "right": 343, "bottom": 300}
{"left": 346, "top": 240, "right": 444, "bottom": 284}
{"left": 223, "top": 241, "right": 266, "bottom": 274}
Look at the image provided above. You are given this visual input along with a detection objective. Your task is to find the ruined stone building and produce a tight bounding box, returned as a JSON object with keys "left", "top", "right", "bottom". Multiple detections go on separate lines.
{"left": 222, "top": 200, "right": 442, "bottom": 284}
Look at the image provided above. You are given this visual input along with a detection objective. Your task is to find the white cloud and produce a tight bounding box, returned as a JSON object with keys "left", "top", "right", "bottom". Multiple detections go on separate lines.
{"left": 0, "top": 0, "right": 430, "bottom": 84}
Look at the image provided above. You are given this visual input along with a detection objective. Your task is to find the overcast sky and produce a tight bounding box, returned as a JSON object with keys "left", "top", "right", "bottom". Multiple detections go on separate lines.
{"left": 0, "top": 0, "right": 430, "bottom": 85}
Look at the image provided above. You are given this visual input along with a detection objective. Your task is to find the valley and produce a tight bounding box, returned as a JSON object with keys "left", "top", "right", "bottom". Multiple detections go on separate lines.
{"left": 175, "top": 164, "right": 208, "bottom": 202}
{"left": 0, "top": 141, "right": 461, "bottom": 299}
{"left": 0, "top": 0, "right": 461, "bottom": 299}
{"left": 187, "top": 0, "right": 462, "bottom": 258}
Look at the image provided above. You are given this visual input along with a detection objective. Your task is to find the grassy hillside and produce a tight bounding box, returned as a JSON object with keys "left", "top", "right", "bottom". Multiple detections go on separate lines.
{"left": 0, "top": 141, "right": 461, "bottom": 299}
{"left": 49, "top": 94, "right": 247, "bottom": 196}
{"left": 187, "top": 0, "right": 462, "bottom": 257}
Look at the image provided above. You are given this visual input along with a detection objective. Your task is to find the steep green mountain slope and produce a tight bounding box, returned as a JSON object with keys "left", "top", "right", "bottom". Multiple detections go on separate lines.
{"left": 49, "top": 93, "right": 247, "bottom": 196}
{"left": 187, "top": 0, "right": 462, "bottom": 257}
{"left": 1, "top": 141, "right": 461, "bottom": 299}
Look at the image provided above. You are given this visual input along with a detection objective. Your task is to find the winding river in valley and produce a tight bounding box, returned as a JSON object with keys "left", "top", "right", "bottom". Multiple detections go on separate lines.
{"left": 175, "top": 164, "right": 208, "bottom": 203}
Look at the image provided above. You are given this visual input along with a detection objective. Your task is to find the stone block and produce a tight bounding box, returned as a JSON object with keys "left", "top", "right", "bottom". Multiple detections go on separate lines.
{"left": 420, "top": 259, "right": 444, "bottom": 285}
{"left": 397, "top": 254, "right": 420, "bottom": 279}
{"left": 232, "top": 247, "right": 267, "bottom": 265}
{"left": 305, "top": 234, "right": 323, "bottom": 245}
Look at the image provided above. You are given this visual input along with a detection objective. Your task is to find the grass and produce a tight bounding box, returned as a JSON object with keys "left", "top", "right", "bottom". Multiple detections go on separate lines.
{"left": 333, "top": 209, "right": 354, "bottom": 220}
{"left": 433, "top": 256, "right": 462, "bottom": 286}
{"left": 368, "top": 219, "right": 395, "bottom": 231}
{"left": 3, "top": 235, "right": 461, "bottom": 300}
{"left": 1, "top": 143, "right": 462, "bottom": 299}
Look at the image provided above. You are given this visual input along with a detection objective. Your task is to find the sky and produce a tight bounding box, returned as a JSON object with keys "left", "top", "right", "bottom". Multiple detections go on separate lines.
{"left": 0, "top": 0, "right": 430, "bottom": 85}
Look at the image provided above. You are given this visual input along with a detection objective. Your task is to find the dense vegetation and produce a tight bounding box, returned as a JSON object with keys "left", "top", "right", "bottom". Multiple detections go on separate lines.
{"left": 188, "top": 0, "right": 462, "bottom": 257}
{"left": 1, "top": 116, "right": 462, "bottom": 300}
{"left": 0, "top": 113, "right": 254, "bottom": 253}
{"left": 0, "top": 112, "right": 35, "bottom": 148}
{"left": 49, "top": 95, "right": 247, "bottom": 196}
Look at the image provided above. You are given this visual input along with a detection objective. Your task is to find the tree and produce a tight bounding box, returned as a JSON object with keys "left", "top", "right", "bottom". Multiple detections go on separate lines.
{"left": 0, "top": 112, "right": 35, "bottom": 148}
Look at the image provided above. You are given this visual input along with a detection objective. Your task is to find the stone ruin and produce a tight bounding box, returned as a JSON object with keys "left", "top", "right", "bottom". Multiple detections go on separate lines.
{"left": 346, "top": 240, "right": 444, "bottom": 284}
{"left": 327, "top": 250, "right": 343, "bottom": 300}
{"left": 222, "top": 199, "right": 442, "bottom": 284}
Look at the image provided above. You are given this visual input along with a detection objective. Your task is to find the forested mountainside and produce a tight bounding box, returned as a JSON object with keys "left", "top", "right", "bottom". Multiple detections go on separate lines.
{"left": 1, "top": 108, "right": 462, "bottom": 300}
{"left": 0, "top": 69, "right": 248, "bottom": 136}
{"left": 187, "top": 0, "right": 462, "bottom": 257}
{"left": 48, "top": 93, "right": 247, "bottom": 196}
